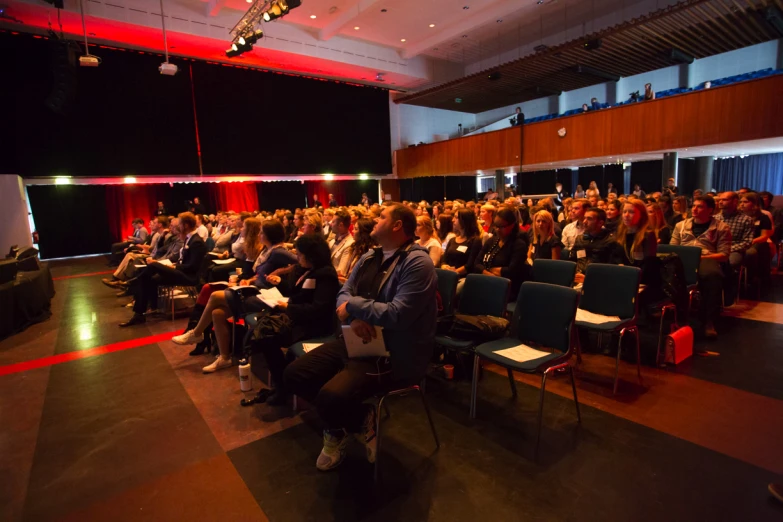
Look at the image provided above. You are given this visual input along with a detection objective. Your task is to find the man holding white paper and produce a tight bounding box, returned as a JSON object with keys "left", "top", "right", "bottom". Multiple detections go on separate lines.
{"left": 284, "top": 203, "right": 438, "bottom": 472}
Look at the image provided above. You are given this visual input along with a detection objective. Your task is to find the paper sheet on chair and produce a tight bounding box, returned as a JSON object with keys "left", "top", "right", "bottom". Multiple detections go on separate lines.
{"left": 256, "top": 287, "right": 287, "bottom": 308}
{"left": 493, "top": 344, "right": 548, "bottom": 363}
{"left": 212, "top": 259, "right": 234, "bottom": 265}
{"left": 576, "top": 309, "right": 621, "bottom": 324}
{"left": 157, "top": 259, "right": 174, "bottom": 267}
{"left": 302, "top": 343, "right": 323, "bottom": 353}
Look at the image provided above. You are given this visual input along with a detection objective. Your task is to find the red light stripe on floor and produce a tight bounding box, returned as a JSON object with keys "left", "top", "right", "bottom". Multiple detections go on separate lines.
{"left": 0, "top": 330, "right": 182, "bottom": 377}
{"left": 53, "top": 270, "right": 115, "bottom": 281}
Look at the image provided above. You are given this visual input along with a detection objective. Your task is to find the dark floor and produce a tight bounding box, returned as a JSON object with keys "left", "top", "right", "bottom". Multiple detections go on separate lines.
{"left": 2, "top": 256, "right": 782, "bottom": 522}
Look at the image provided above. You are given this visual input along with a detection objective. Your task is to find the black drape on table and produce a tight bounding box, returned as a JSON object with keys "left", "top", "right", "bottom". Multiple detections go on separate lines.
{"left": 27, "top": 185, "right": 113, "bottom": 259}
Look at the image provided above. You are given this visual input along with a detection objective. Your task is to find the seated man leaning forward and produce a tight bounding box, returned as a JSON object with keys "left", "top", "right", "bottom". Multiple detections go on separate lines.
{"left": 283, "top": 203, "right": 438, "bottom": 472}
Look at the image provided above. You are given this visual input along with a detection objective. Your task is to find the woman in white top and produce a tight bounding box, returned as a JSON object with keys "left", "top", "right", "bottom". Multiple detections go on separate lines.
{"left": 416, "top": 215, "right": 442, "bottom": 267}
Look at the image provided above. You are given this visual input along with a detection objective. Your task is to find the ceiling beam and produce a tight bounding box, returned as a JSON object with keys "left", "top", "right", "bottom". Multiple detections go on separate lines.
{"left": 318, "top": 0, "right": 383, "bottom": 41}
{"left": 400, "top": 0, "right": 536, "bottom": 60}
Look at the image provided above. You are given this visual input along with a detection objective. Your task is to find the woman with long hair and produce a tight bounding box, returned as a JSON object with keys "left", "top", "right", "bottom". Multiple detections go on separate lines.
{"left": 646, "top": 201, "right": 672, "bottom": 244}
{"left": 416, "top": 215, "right": 442, "bottom": 266}
{"left": 672, "top": 196, "right": 689, "bottom": 227}
{"left": 518, "top": 205, "right": 532, "bottom": 233}
{"left": 740, "top": 192, "right": 773, "bottom": 285}
{"left": 616, "top": 200, "right": 657, "bottom": 269}
{"left": 341, "top": 218, "right": 375, "bottom": 283}
{"left": 604, "top": 199, "right": 622, "bottom": 233}
{"left": 441, "top": 209, "right": 482, "bottom": 281}
{"left": 437, "top": 212, "right": 455, "bottom": 250}
{"left": 574, "top": 185, "right": 585, "bottom": 199}
{"left": 474, "top": 205, "right": 529, "bottom": 300}
{"left": 528, "top": 209, "right": 561, "bottom": 261}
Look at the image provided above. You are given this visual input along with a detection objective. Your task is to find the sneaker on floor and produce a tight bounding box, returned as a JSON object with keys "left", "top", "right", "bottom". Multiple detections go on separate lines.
{"left": 202, "top": 355, "right": 233, "bottom": 373}
{"left": 316, "top": 429, "right": 349, "bottom": 471}
{"left": 704, "top": 321, "right": 718, "bottom": 339}
{"left": 770, "top": 483, "right": 783, "bottom": 504}
{"left": 172, "top": 330, "right": 204, "bottom": 346}
{"left": 101, "top": 278, "right": 120, "bottom": 288}
{"left": 354, "top": 404, "right": 378, "bottom": 464}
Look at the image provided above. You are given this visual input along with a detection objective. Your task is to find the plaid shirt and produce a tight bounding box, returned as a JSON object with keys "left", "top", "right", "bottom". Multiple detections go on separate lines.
{"left": 671, "top": 218, "right": 731, "bottom": 257}
{"left": 716, "top": 211, "right": 753, "bottom": 253}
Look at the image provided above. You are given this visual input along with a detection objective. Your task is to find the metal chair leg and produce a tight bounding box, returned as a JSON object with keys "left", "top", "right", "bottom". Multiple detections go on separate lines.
{"left": 470, "top": 354, "right": 480, "bottom": 419}
{"left": 170, "top": 287, "right": 175, "bottom": 321}
{"left": 382, "top": 401, "right": 391, "bottom": 419}
{"left": 569, "top": 366, "right": 581, "bottom": 423}
{"left": 373, "top": 396, "right": 385, "bottom": 484}
{"left": 535, "top": 372, "right": 548, "bottom": 462}
{"left": 634, "top": 327, "right": 642, "bottom": 385}
{"left": 417, "top": 386, "right": 440, "bottom": 449}
{"left": 614, "top": 329, "right": 626, "bottom": 395}
{"left": 507, "top": 368, "right": 518, "bottom": 399}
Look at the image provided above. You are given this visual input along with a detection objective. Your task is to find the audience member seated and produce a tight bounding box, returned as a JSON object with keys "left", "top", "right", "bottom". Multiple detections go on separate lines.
{"left": 569, "top": 207, "right": 624, "bottom": 284}
{"left": 175, "top": 234, "right": 340, "bottom": 395}
{"left": 282, "top": 203, "right": 437, "bottom": 471}
{"left": 119, "top": 212, "right": 207, "bottom": 327}
{"left": 103, "top": 216, "right": 174, "bottom": 286}
{"left": 109, "top": 218, "right": 149, "bottom": 265}
{"left": 181, "top": 217, "right": 264, "bottom": 356}
{"left": 340, "top": 218, "right": 376, "bottom": 283}
{"left": 328, "top": 209, "right": 355, "bottom": 279}
{"left": 604, "top": 200, "right": 622, "bottom": 233}
{"left": 441, "top": 209, "right": 482, "bottom": 290}
{"left": 415, "top": 215, "right": 442, "bottom": 267}
{"left": 474, "top": 205, "right": 529, "bottom": 300}
{"left": 646, "top": 202, "right": 672, "bottom": 244}
{"left": 244, "top": 220, "right": 298, "bottom": 290}
{"left": 632, "top": 184, "right": 647, "bottom": 199}
{"left": 716, "top": 191, "right": 753, "bottom": 302}
{"left": 528, "top": 209, "right": 562, "bottom": 261}
{"left": 561, "top": 199, "right": 588, "bottom": 251}
{"left": 672, "top": 196, "right": 689, "bottom": 227}
{"left": 671, "top": 196, "right": 731, "bottom": 338}
{"left": 283, "top": 212, "right": 298, "bottom": 243}
{"left": 573, "top": 185, "right": 585, "bottom": 199}
{"left": 616, "top": 199, "right": 658, "bottom": 274}
{"left": 740, "top": 192, "right": 773, "bottom": 286}
{"left": 437, "top": 213, "right": 455, "bottom": 250}
{"left": 479, "top": 204, "right": 496, "bottom": 235}
{"left": 658, "top": 195, "right": 676, "bottom": 227}
{"left": 644, "top": 82, "right": 655, "bottom": 100}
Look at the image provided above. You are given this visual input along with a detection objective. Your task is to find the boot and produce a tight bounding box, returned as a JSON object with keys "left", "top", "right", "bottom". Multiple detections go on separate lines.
{"left": 189, "top": 323, "right": 213, "bottom": 356}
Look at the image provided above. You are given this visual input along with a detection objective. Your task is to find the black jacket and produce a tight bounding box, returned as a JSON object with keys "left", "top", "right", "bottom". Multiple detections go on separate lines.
{"left": 569, "top": 228, "right": 624, "bottom": 274}
{"left": 474, "top": 234, "right": 529, "bottom": 299}
{"left": 281, "top": 265, "right": 341, "bottom": 342}
{"left": 177, "top": 233, "right": 208, "bottom": 278}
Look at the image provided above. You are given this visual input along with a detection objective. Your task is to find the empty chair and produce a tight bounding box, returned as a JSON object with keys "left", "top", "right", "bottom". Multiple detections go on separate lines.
{"left": 471, "top": 282, "right": 580, "bottom": 460}
{"left": 657, "top": 244, "right": 701, "bottom": 310}
{"left": 575, "top": 264, "right": 642, "bottom": 394}
{"left": 435, "top": 268, "right": 460, "bottom": 317}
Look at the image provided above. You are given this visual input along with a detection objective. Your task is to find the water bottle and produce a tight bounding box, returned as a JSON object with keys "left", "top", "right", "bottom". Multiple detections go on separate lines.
{"left": 238, "top": 358, "right": 252, "bottom": 392}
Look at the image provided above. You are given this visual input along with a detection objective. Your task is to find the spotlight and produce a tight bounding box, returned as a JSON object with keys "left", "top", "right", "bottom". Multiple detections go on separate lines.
{"left": 262, "top": 0, "right": 300, "bottom": 22}
{"left": 225, "top": 28, "right": 262, "bottom": 57}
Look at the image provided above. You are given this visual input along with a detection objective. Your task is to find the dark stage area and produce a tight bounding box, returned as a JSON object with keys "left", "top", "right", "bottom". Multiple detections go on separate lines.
{"left": 1, "top": 257, "right": 782, "bottom": 521}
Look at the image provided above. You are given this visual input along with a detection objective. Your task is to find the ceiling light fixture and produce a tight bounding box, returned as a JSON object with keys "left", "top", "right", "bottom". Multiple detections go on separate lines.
{"left": 381, "top": 8, "right": 387, "bottom": 12}
{"left": 401, "top": 38, "right": 406, "bottom": 42}
{"left": 354, "top": 26, "right": 360, "bottom": 30}
{"left": 310, "top": 14, "right": 316, "bottom": 18}
{"left": 463, "top": 5, "right": 469, "bottom": 9}
{"left": 429, "top": 23, "right": 435, "bottom": 27}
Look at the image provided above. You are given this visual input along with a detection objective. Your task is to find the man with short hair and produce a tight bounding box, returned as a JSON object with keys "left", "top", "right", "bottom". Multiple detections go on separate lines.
{"left": 485, "top": 188, "right": 498, "bottom": 201}
{"left": 569, "top": 207, "right": 624, "bottom": 283}
{"left": 103, "top": 216, "right": 173, "bottom": 285}
{"left": 155, "top": 201, "right": 167, "bottom": 216}
{"left": 606, "top": 182, "right": 618, "bottom": 195}
{"left": 716, "top": 192, "right": 753, "bottom": 268}
{"left": 561, "top": 199, "right": 588, "bottom": 250}
{"left": 329, "top": 210, "right": 355, "bottom": 278}
{"left": 109, "top": 218, "right": 149, "bottom": 265}
{"left": 672, "top": 196, "right": 731, "bottom": 338}
{"left": 284, "top": 203, "right": 437, "bottom": 472}
{"left": 663, "top": 177, "right": 678, "bottom": 197}
{"left": 554, "top": 182, "right": 568, "bottom": 211}
{"left": 120, "top": 212, "right": 207, "bottom": 327}
{"left": 328, "top": 193, "right": 338, "bottom": 208}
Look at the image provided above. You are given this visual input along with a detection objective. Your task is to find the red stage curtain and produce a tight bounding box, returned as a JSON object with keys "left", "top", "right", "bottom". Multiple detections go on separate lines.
{"left": 304, "top": 181, "right": 347, "bottom": 208}
{"left": 209, "top": 182, "right": 260, "bottom": 213}
{"left": 105, "top": 184, "right": 165, "bottom": 241}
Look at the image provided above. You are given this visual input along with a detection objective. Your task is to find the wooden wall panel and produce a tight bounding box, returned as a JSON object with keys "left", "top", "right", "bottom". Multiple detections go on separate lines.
{"left": 380, "top": 178, "right": 400, "bottom": 202}
{"left": 395, "top": 126, "right": 522, "bottom": 179}
{"left": 521, "top": 75, "right": 783, "bottom": 166}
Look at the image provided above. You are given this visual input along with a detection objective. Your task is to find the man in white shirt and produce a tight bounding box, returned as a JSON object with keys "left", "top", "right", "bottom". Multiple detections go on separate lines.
{"left": 195, "top": 214, "right": 209, "bottom": 241}
{"left": 560, "top": 199, "right": 588, "bottom": 251}
{"left": 329, "top": 209, "right": 355, "bottom": 278}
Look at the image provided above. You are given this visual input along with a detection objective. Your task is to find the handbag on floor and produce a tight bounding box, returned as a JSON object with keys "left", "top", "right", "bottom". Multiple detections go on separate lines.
{"left": 664, "top": 325, "right": 693, "bottom": 365}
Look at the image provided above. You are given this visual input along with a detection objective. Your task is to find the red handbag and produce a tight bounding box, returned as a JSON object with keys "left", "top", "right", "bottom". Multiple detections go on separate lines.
{"left": 664, "top": 326, "right": 693, "bottom": 365}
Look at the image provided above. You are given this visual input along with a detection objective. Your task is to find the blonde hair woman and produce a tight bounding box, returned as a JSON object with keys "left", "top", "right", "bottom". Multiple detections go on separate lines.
{"left": 415, "top": 215, "right": 442, "bottom": 266}
{"left": 645, "top": 202, "right": 672, "bottom": 244}
{"left": 529, "top": 210, "right": 561, "bottom": 261}
{"left": 616, "top": 200, "right": 656, "bottom": 265}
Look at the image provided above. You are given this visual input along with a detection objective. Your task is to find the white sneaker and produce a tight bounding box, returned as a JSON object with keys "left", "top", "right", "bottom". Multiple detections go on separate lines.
{"left": 316, "top": 429, "right": 350, "bottom": 471}
{"left": 202, "top": 355, "right": 233, "bottom": 373}
{"left": 172, "top": 330, "right": 204, "bottom": 346}
{"left": 354, "top": 405, "right": 378, "bottom": 464}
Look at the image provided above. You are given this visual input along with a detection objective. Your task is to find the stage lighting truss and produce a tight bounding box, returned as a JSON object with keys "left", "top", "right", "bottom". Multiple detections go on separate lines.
{"left": 229, "top": 0, "right": 301, "bottom": 43}
{"left": 225, "top": 28, "right": 263, "bottom": 57}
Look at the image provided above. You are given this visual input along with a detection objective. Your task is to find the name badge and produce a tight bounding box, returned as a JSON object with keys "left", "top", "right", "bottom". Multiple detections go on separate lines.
{"left": 457, "top": 245, "right": 468, "bottom": 253}
{"left": 303, "top": 278, "right": 316, "bottom": 289}
{"left": 754, "top": 220, "right": 761, "bottom": 226}
{"left": 576, "top": 250, "right": 586, "bottom": 259}
{"left": 633, "top": 252, "right": 644, "bottom": 260}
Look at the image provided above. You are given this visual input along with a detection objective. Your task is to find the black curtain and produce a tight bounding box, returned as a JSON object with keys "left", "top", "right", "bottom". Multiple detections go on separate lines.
{"left": 556, "top": 169, "right": 574, "bottom": 194}
{"left": 517, "top": 169, "right": 558, "bottom": 195}
{"left": 257, "top": 181, "right": 307, "bottom": 212}
{"left": 677, "top": 158, "right": 697, "bottom": 196}
{"left": 445, "top": 176, "right": 477, "bottom": 201}
{"left": 27, "top": 185, "right": 112, "bottom": 259}
{"left": 399, "top": 177, "right": 446, "bottom": 202}
{"left": 630, "top": 161, "right": 663, "bottom": 195}
{"left": 341, "top": 180, "right": 379, "bottom": 206}
{"left": 578, "top": 164, "right": 625, "bottom": 195}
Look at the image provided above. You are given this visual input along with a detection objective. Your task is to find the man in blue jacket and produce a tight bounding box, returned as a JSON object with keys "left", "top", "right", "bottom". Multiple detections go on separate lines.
{"left": 284, "top": 203, "right": 437, "bottom": 471}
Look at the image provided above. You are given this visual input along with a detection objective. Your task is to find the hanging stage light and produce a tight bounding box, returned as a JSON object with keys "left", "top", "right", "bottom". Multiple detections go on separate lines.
{"left": 225, "top": 28, "right": 263, "bottom": 57}
{"left": 262, "top": 0, "right": 301, "bottom": 22}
